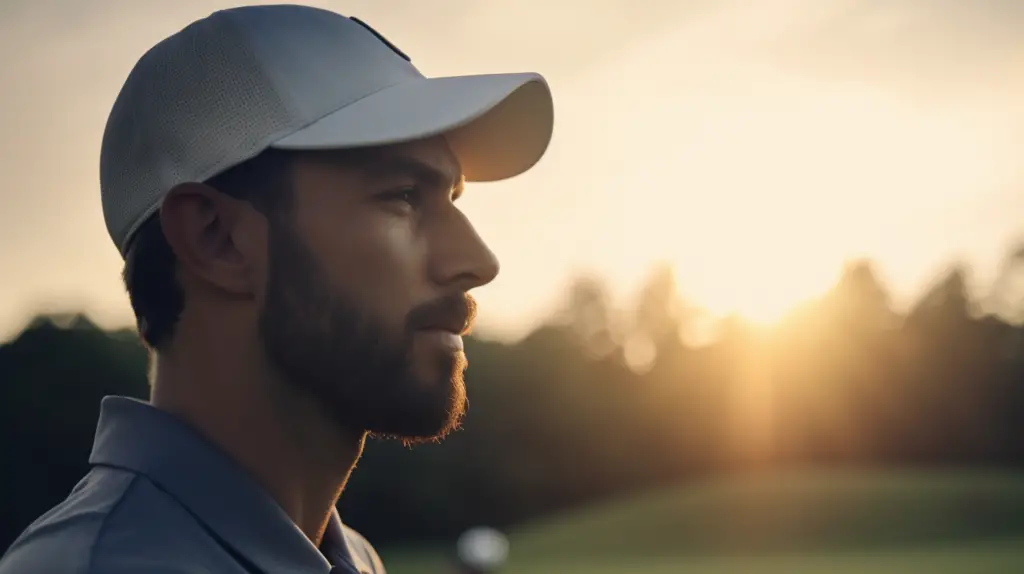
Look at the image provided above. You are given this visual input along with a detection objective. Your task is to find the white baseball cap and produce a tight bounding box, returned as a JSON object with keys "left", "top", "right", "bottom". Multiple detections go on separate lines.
{"left": 100, "top": 4, "right": 554, "bottom": 256}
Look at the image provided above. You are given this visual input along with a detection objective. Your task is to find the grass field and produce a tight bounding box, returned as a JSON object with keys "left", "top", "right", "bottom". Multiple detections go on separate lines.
{"left": 379, "top": 469, "right": 1024, "bottom": 574}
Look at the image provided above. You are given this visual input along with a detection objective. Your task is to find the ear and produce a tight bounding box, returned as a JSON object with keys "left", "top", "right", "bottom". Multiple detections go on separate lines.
{"left": 159, "top": 182, "right": 264, "bottom": 297}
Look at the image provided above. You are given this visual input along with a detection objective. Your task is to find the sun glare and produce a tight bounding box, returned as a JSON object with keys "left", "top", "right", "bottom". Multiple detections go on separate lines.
{"left": 588, "top": 61, "right": 1003, "bottom": 328}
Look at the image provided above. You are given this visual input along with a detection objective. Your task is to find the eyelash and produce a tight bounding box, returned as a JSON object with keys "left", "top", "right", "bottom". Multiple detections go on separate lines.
{"left": 380, "top": 186, "right": 422, "bottom": 207}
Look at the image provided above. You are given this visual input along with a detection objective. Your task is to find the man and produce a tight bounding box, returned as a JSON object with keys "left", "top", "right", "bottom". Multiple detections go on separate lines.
{"left": 0, "top": 5, "right": 552, "bottom": 574}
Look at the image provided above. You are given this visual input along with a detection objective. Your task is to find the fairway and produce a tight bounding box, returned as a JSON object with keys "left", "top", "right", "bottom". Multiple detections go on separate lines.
{"left": 380, "top": 469, "right": 1024, "bottom": 574}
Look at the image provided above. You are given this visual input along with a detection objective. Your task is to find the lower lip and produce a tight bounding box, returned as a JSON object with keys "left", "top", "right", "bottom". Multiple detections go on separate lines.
{"left": 417, "top": 329, "right": 464, "bottom": 351}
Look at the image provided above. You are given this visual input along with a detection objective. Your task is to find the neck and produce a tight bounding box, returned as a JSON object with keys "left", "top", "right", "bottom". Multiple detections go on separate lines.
{"left": 149, "top": 334, "right": 365, "bottom": 545}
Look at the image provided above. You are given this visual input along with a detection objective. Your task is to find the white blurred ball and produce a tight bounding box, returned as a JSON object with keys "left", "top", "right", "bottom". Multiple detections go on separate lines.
{"left": 456, "top": 526, "right": 509, "bottom": 570}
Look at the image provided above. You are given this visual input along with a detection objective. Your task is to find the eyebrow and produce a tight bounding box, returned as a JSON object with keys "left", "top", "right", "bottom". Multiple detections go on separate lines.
{"left": 360, "top": 156, "right": 465, "bottom": 200}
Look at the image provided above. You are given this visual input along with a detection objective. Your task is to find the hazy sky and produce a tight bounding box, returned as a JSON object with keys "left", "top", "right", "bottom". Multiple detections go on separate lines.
{"left": 1, "top": 0, "right": 1022, "bottom": 341}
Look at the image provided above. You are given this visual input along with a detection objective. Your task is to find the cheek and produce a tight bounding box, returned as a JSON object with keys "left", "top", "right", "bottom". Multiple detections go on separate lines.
{"left": 305, "top": 209, "right": 426, "bottom": 315}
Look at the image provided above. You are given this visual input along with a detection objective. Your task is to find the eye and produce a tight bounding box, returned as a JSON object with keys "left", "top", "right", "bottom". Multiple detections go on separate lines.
{"left": 378, "top": 186, "right": 423, "bottom": 208}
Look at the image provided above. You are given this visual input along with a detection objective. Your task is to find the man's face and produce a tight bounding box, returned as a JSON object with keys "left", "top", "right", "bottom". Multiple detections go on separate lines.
{"left": 256, "top": 137, "right": 499, "bottom": 444}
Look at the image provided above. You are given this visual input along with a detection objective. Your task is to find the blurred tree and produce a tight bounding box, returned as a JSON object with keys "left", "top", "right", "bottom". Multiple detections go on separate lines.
{"left": 559, "top": 273, "right": 620, "bottom": 360}
{"left": 0, "top": 315, "right": 148, "bottom": 548}
{"left": 829, "top": 259, "right": 899, "bottom": 333}
{"left": 985, "top": 244, "right": 1024, "bottom": 362}
{"left": 986, "top": 243, "right": 1024, "bottom": 325}
{"left": 632, "top": 263, "right": 685, "bottom": 357}
{"left": 907, "top": 264, "right": 974, "bottom": 333}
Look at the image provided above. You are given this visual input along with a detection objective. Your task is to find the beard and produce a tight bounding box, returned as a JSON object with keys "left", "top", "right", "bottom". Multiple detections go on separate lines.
{"left": 256, "top": 219, "right": 471, "bottom": 445}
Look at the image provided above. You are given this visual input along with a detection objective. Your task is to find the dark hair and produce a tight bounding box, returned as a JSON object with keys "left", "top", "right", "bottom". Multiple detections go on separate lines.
{"left": 122, "top": 149, "right": 295, "bottom": 350}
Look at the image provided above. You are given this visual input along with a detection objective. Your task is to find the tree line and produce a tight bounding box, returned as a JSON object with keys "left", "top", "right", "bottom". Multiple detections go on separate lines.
{"left": 2, "top": 251, "right": 1024, "bottom": 550}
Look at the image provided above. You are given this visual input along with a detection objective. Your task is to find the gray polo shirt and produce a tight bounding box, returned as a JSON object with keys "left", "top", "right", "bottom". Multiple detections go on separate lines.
{"left": 0, "top": 396, "right": 385, "bottom": 574}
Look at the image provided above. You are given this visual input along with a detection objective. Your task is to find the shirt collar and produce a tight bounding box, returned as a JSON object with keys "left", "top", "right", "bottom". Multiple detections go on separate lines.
{"left": 88, "top": 396, "right": 371, "bottom": 574}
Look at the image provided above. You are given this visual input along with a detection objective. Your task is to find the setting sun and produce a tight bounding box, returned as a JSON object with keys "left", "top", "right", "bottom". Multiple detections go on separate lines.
{"left": 562, "top": 35, "right": 1011, "bottom": 328}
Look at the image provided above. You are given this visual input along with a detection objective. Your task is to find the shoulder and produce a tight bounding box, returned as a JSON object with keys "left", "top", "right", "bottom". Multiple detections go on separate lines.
{"left": 343, "top": 525, "right": 387, "bottom": 574}
{"left": 0, "top": 468, "right": 229, "bottom": 574}
{"left": 0, "top": 468, "right": 136, "bottom": 574}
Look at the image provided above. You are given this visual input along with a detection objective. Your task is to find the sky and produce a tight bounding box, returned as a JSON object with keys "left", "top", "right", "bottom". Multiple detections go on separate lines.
{"left": 1, "top": 0, "right": 1022, "bottom": 342}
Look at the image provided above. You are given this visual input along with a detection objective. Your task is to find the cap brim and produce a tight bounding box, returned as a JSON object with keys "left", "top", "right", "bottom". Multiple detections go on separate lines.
{"left": 271, "top": 73, "right": 553, "bottom": 182}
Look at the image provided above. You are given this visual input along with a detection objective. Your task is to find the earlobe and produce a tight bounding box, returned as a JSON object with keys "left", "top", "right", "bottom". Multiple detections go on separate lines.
{"left": 160, "top": 183, "right": 258, "bottom": 298}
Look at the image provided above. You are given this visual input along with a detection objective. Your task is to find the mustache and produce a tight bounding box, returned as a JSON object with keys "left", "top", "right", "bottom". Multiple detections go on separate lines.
{"left": 406, "top": 293, "right": 478, "bottom": 335}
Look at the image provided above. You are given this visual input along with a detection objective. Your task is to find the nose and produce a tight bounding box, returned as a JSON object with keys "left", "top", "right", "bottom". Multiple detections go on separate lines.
{"left": 428, "top": 207, "right": 500, "bottom": 291}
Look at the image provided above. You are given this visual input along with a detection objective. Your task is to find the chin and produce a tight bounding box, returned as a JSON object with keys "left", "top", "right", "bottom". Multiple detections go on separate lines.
{"left": 367, "top": 374, "right": 467, "bottom": 446}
